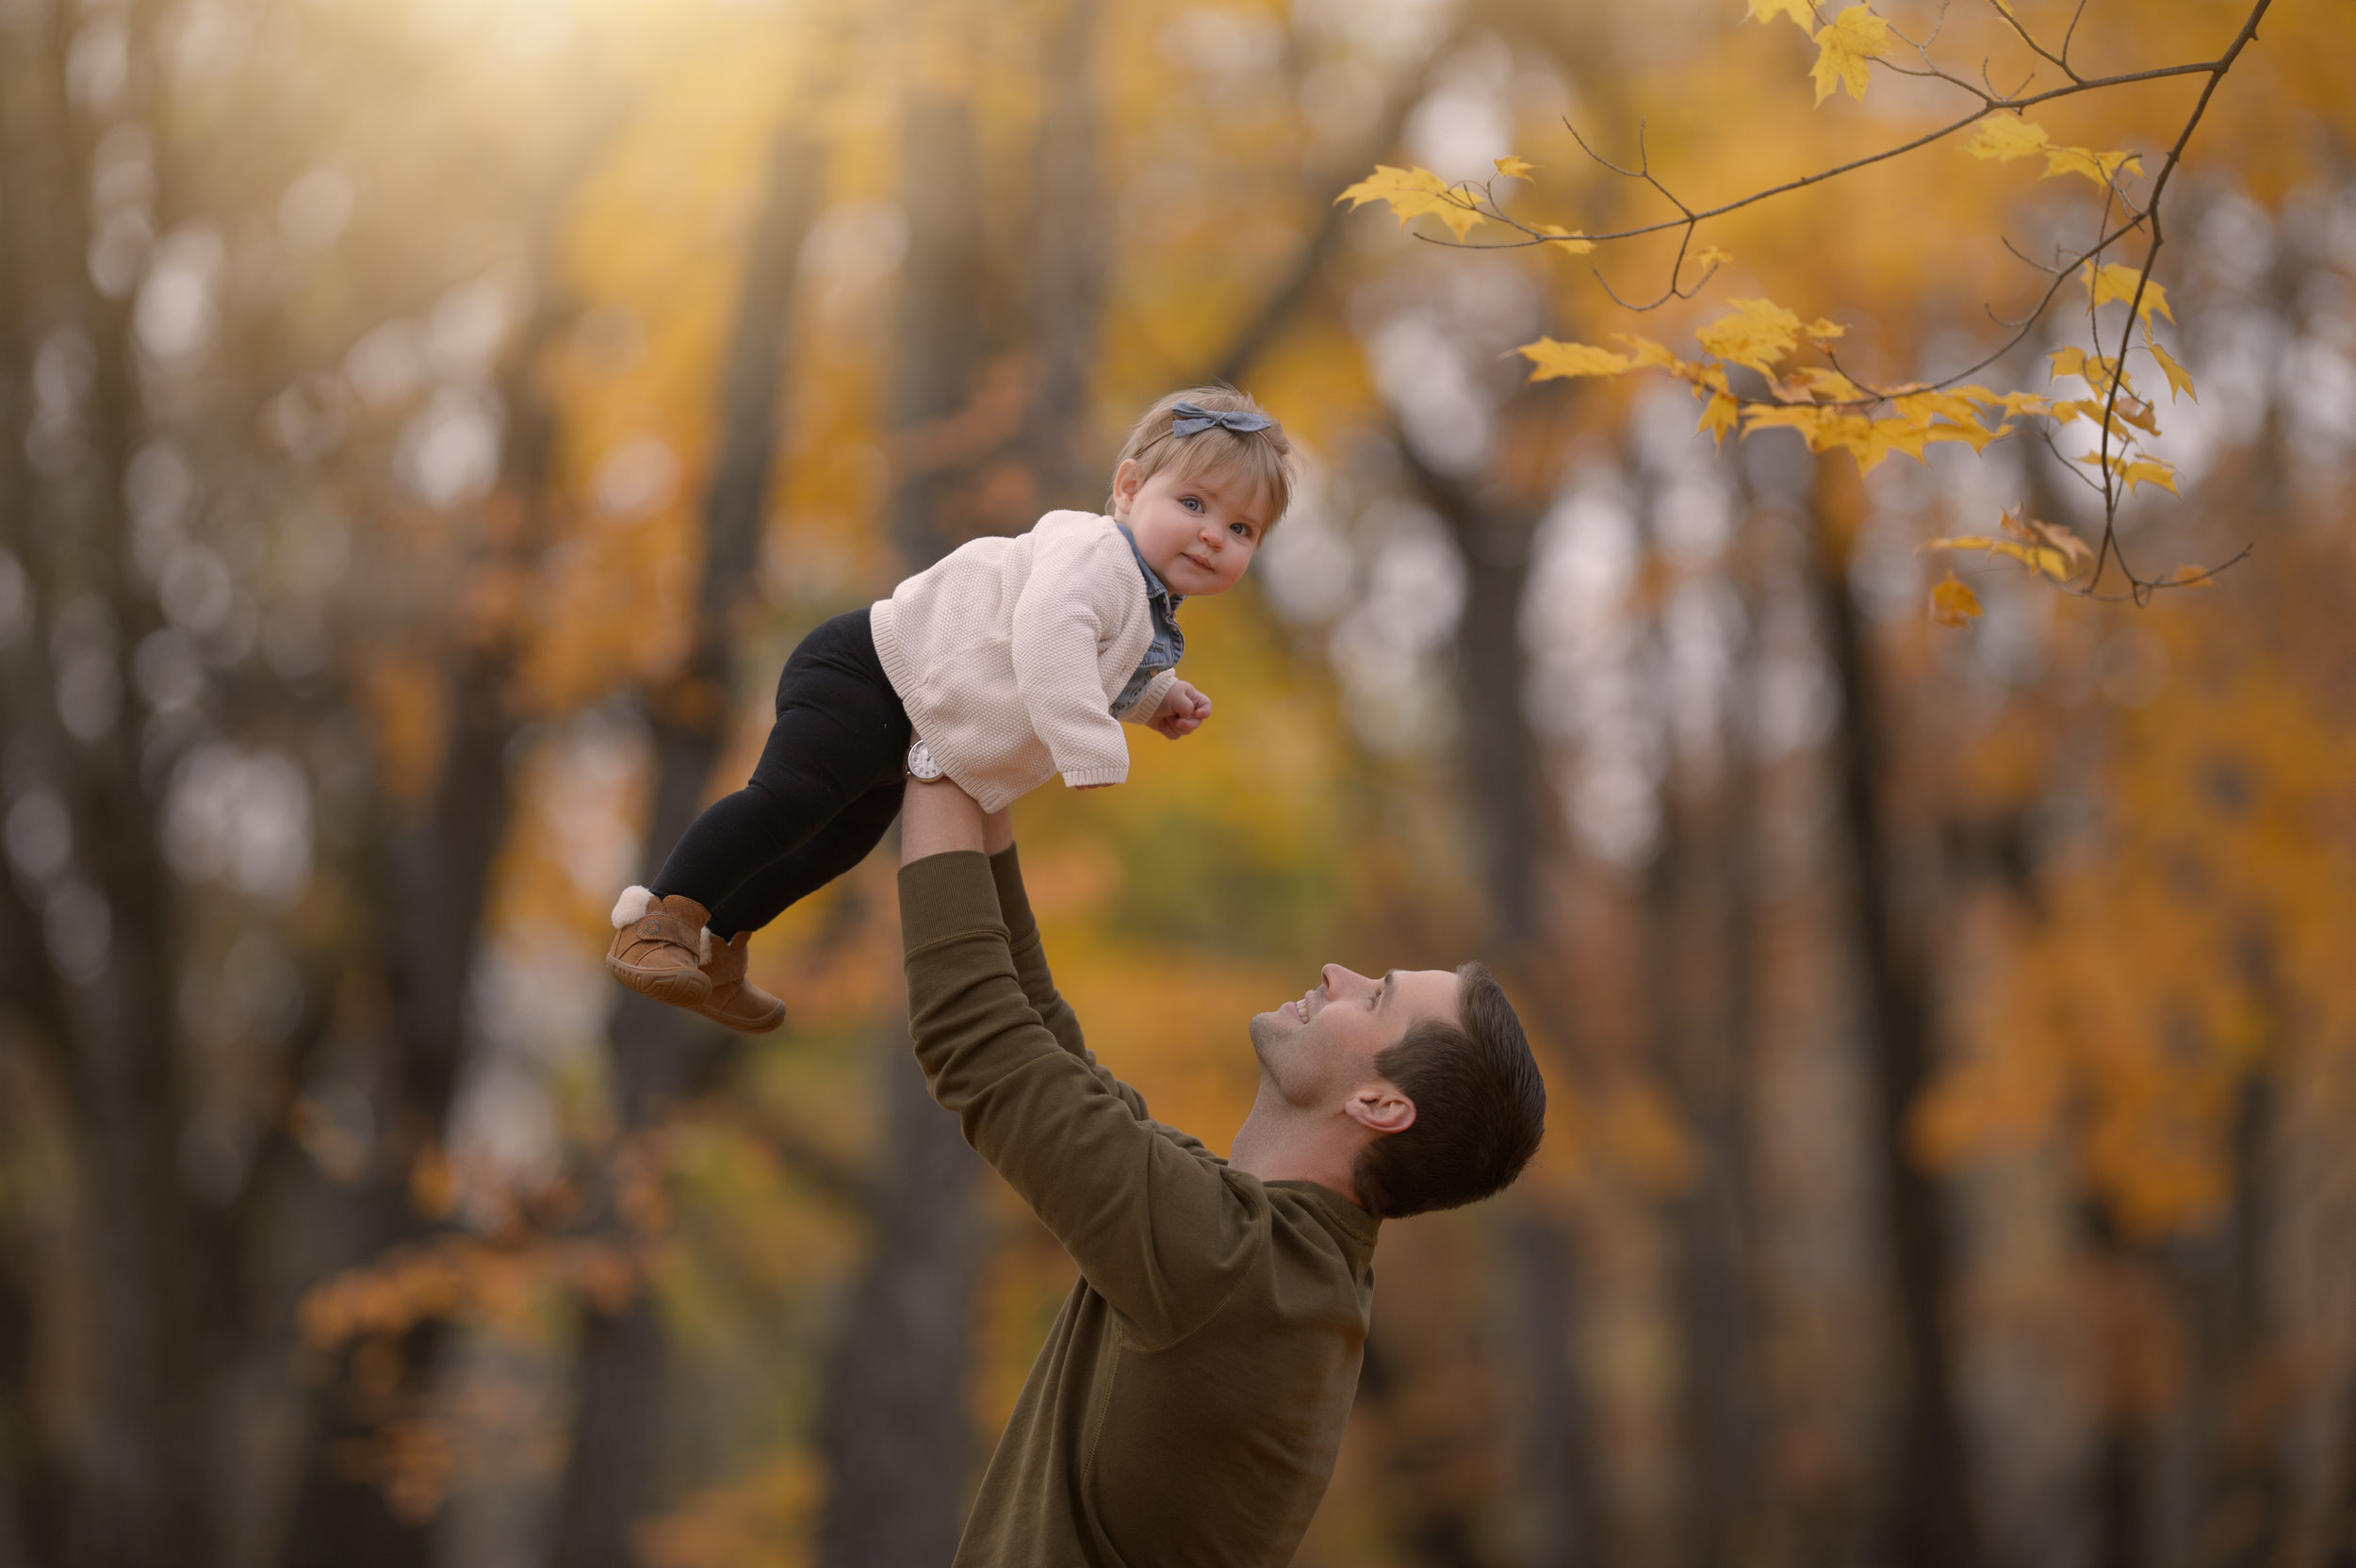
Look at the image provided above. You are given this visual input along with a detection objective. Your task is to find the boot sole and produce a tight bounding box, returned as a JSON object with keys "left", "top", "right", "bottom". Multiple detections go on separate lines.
{"left": 605, "top": 956, "right": 712, "bottom": 1006}
{"left": 694, "top": 999, "right": 787, "bottom": 1034}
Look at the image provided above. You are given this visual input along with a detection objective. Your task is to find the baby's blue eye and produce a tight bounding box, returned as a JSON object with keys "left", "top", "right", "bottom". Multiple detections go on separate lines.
{"left": 1229, "top": 521, "right": 1253, "bottom": 539}
{"left": 1181, "top": 496, "right": 1203, "bottom": 512}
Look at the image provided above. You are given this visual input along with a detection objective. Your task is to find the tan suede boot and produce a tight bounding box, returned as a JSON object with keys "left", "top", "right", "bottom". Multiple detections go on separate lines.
{"left": 694, "top": 931, "right": 787, "bottom": 1034}
{"left": 605, "top": 886, "right": 712, "bottom": 1007}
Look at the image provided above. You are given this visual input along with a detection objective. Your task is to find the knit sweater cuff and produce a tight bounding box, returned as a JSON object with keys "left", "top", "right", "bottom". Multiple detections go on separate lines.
{"left": 1058, "top": 763, "right": 1128, "bottom": 789}
{"left": 1115, "top": 669, "right": 1177, "bottom": 724}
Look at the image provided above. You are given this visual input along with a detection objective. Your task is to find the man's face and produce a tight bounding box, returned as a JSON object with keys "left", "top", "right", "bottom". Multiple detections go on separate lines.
{"left": 1110, "top": 461, "right": 1268, "bottom": 598}
{"left": 1248, "top": 964, "right": 1460, "bottom": 1109}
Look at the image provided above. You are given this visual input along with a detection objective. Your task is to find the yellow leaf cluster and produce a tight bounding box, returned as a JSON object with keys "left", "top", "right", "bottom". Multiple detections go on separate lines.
{"left": 1334, "top": 164, "right": 1484, "bottom": 241}
{"left": 1921, "top": 507, "right": 2094, "bottom": 583}
{"left": 1967, "top": 116, "right": 2143, "bottom": 188}
{"left": 1809, "top": 6, "right": 1888, "bottom": 105}
{"left": 1693, "top": 297, "right": 1841, "bottom": 374}
{"left": 1744, "top": 0, "right": 1816, "bottom": 26}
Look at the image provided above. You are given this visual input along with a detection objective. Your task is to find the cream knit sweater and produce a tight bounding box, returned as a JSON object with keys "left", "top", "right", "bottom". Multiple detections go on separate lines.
{"left": 869, "top": 510, "right": 1178, "bottom": 814}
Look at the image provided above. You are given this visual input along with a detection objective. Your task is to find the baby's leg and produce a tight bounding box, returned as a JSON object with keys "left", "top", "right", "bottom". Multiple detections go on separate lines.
{"left": 647, "top": 610, "right": 908, "bottom": 920}
{"left": 704, "top": 778, "right": 904, "bottom": 938}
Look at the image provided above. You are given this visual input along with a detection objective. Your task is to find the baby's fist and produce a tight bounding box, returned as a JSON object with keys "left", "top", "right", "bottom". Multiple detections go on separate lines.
{"left": 1149, "top": 679, "right": 1212, "bottom": 740}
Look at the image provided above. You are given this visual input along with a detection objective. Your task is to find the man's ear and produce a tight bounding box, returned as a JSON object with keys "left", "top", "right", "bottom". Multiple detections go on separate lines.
{"left": 1110, "top": 458, "right": 1139, "bottom": 518}
{"left": 1344, "top": 1083, "right": 1415, "bottom": 1137}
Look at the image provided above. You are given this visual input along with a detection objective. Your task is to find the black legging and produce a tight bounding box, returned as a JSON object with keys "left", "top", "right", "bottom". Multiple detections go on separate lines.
{"left": 649, "top": 608, "right": 911, "bottom": 939}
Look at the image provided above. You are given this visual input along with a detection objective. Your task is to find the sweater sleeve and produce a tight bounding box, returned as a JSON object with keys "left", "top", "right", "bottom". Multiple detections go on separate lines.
{"left": 903, "top": 851, "right": 1258, "bottom": 1347}
{"left": 1008, "top": 532, "right": 1132, "bottom": 788}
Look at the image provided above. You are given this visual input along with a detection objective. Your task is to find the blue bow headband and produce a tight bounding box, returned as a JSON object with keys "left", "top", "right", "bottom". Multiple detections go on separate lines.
{"left": 1170, "top": 400, "right": 1276, "bottom": 438}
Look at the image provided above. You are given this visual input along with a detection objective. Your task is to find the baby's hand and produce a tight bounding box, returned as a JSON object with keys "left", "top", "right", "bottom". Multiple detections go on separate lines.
{"left": 1149, "top": 679, "right": 1212, "bottom": 740}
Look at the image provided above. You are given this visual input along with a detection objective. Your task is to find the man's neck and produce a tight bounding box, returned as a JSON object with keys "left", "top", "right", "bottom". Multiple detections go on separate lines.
{"left": 1229, "top": 1083, "right": 1367, "bottom": 1207}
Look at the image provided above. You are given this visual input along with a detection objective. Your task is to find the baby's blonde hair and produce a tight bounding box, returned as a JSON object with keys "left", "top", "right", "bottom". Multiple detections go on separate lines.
{"left": 1106, "top": 386, "right": 1295, "bottom": 533}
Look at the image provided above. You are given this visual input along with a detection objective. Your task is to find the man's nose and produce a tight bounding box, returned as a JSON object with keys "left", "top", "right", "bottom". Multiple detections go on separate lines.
{"left": 1321, "top": 963, "right": 1365, "bottom": 995}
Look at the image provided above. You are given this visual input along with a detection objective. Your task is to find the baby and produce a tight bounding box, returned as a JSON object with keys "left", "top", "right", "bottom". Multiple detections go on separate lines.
{"left": 605, "top": 385, "right": 1295, "bottom": 1031}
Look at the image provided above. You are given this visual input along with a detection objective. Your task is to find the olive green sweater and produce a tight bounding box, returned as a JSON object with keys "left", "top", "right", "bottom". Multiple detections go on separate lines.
{"left": 899, "top": 848, "right": 1381, "bottom": 1568}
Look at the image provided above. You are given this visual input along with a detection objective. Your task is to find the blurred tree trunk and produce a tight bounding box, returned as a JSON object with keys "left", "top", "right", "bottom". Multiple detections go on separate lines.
{"left": 1661, "top": 501, "right": 1764, "bottom": 1568}
{"left": 548, "top": 120, "right": 825, "bottom": 1568}
{"left": 1511, "top": 1213, "right": 1598, "bottom": 1568}
{"left": 1399, "top": 419, "right": 1579, "bottom": 1568}
{"left": 0, "top": 7, "right": 232, "bottom": 1565}
{"left": 813, "top": 23, "right": 990, "bottom": 1565}
{"left": 278, "top": 97, "right": 609, "bottom": 1568}
{"left": 1022, "top": 0, "right": 1104, "bottom": 509}
{"left": 1808, "top": 455, "right": 1976, "bottom": 1568}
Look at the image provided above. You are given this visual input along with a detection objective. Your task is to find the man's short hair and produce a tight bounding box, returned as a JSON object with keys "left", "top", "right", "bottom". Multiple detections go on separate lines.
{"left": 1350, "top": 962, "right": 1545, "bottom": 1219}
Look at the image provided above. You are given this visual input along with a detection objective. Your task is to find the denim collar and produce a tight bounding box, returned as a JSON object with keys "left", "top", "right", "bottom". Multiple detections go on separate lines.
{"left": 1116, "top": 524, "right": 1186, "bottom": 615}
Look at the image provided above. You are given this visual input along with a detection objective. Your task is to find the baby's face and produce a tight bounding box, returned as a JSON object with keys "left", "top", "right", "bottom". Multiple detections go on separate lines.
{"left": 1111, "top": 461, "right": 1268, "bottom": 598}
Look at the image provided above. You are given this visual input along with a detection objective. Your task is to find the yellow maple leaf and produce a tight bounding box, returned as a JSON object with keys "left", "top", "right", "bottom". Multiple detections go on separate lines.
{"left": 1921, "top": 419, "right": 2009, "bottom": 453}
{"left": 1335, "top": 165, "right": 1486, "bottom": 240}
{"left": 1968, "top": 117, "right": 2051, "bottom": 163}
{"left": 1784, "top": 366, "right": 1870, "bottom": 402}
{"left": 1697, "top": 393, "right": 1742, "bottom": 443}
{"left": 1612, "top": 333, "right": 1680, "bottom": 370}
{"left": 1688, "top": 244, "right": 1735, "bottom": 271}
{"left": 1929, "top": 572, "right": 1982, "bottom": 628}
{"left": 1531, "top": 224, "right": 1596, "bottom": 253}
{"left": 1810, "top": 6, "right": 1888, "bottom": 105}
{"left": 2042, "top": 145, "right": 2143, "bottom": 188}
{"left": 1746, "top": 0, "right": 1817, "bottom": 25}
{"left": 1494, "top": 155, "right": 1538, "bottom": 181}
{"left": 2084, "top": 262, "right": 2172, "bottom": 325}
{"left": 1856, "top": 417, "right": 1931, "bottom": 470}
{"left": 2075, "top": 453, "right": 2179, "bottom": 494}
{"left": 2149, "top": 340, "right": 2197, "bottom": 402}
{"left": 2001, "top": 506, "right": 2093, "bottom": 570}
{"left": 1518, "top": 338, "right": 1632, "bottom": 382}
{"left": 1920, "top": 532, "right": 2075, "bottom": 581}
{"left": 1697, "top": 297, "right": 1806, "bottom": 373}
{"left": 1893, "top": 388, "right": 1984, "bottom": 427}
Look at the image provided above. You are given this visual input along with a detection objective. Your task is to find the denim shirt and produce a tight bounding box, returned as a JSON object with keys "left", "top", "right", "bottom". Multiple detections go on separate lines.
{"left": 1114, "top": 524, "right": 1185, "bottom": 716}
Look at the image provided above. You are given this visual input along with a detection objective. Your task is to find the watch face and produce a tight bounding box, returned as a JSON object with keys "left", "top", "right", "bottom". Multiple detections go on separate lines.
{"left": 906, "top": 740, "right": 945, "bottom": 781}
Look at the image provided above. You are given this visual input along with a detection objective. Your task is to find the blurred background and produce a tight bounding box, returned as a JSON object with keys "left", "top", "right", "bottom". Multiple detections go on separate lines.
{"left": 3, "top": 0, "right": 2354, "bottom": 1565}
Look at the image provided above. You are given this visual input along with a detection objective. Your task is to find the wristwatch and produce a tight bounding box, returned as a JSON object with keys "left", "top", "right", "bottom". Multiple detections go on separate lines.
{"left": 904, "top": 739, "right": 948, "bottom": 782}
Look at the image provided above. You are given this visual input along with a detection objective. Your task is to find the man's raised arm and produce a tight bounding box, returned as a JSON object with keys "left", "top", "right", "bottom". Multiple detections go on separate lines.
{"left": 896, "top": 779, "right": 1246, "bottom": 1347}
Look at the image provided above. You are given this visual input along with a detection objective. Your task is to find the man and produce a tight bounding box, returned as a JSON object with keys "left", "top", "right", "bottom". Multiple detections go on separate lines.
{"left": 895, "top": 776, "right": 1547, "bottom": 1566}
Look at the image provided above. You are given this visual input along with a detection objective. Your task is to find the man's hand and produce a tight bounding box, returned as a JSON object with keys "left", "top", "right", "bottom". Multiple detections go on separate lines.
{"left": 901, "top": 776, "right": 988, "bottom": 864}
{"left": 1148, "top": 678, "right": 1212, "bottom": 740}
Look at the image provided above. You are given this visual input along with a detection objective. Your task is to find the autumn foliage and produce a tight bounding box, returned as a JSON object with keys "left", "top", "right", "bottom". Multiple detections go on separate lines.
{"left": 2, "top": 1, "right": 2355, "bottom": 1567}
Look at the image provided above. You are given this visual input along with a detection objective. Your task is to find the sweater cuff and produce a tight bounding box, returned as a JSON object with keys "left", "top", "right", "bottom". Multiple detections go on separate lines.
{"left": 988, "top": 846, "right": 1039, "bottom": 944}
{"left": 899, "top": 851, "right": 1007, "bottom": 956}
{"left": 1058, "top": 763, "right": 1128, "bottom": 789}
{"left": 1115, "top": 669, "right": 1177, "bottom": 724}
